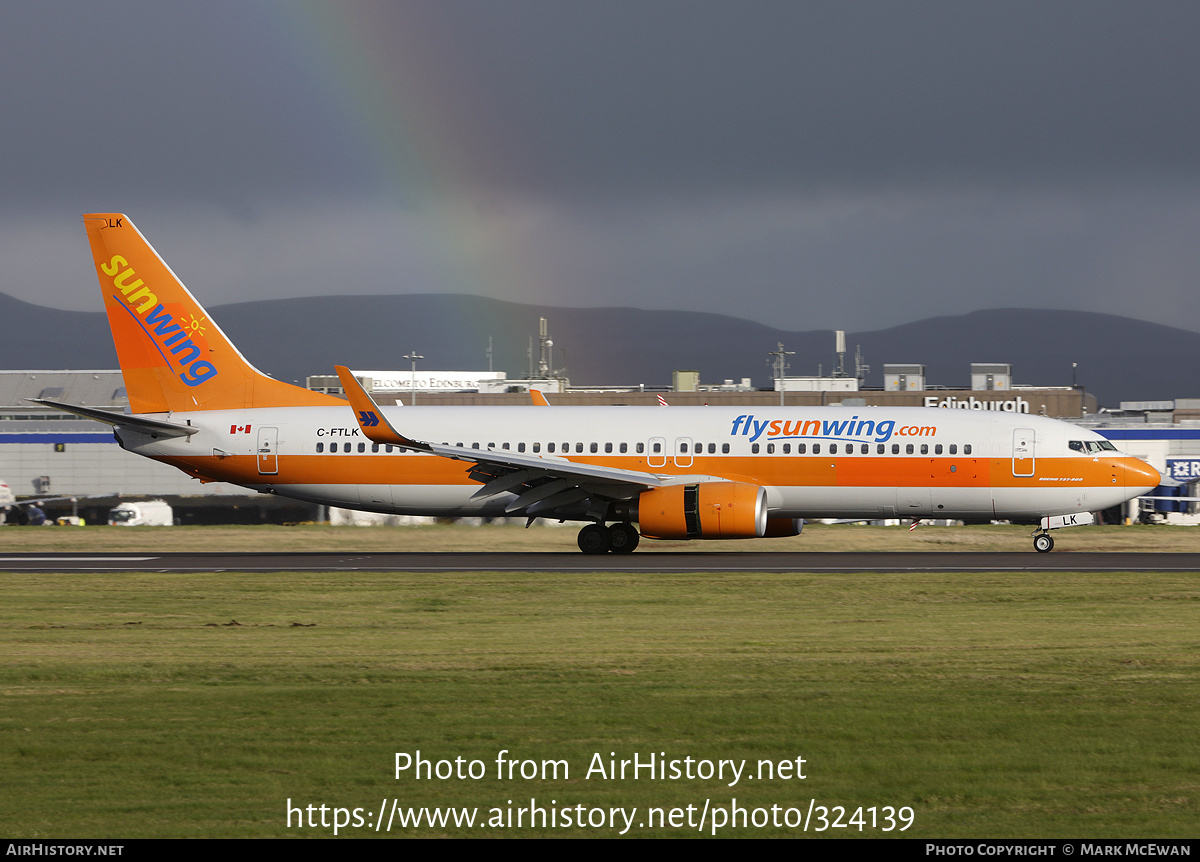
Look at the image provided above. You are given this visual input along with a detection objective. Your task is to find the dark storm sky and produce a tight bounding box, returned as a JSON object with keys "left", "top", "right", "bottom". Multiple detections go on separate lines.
{"left": 3, "top": 1, "right": 1199, "bottom": 334}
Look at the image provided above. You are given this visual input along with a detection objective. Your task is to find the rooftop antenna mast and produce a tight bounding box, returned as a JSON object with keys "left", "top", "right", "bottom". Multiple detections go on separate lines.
{"left": 855, "top": 344, "right": 870, "bottom": 384}
{"left": 832, "top": 330, "right": 847, "bottom": 378}
{"left": 537, "top": 317, "right": 553, "bottom": 378}
{"left": 768, "top": 342, "right": 794, "bottom": 407}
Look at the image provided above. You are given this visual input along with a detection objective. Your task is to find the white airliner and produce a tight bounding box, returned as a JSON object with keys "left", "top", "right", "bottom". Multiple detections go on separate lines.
{"left": 36, "top": 214, "right": 1160, "bottom": 553}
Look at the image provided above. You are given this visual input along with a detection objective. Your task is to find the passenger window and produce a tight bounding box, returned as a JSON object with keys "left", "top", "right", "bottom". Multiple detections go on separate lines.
{"left": 797, "top": 443, "right": 806, "bottom": 454}
{"left": 782, "top": 443, "right": 790, "bottom": 454}
{"left": 920, "top": 444, "right": 928, "bottom": 455}
{"left": 964, "top": 444, "right": 972, "bottom": 455}
{"left": 767, "top": 443, "right": 775, "bottom": 454}
{"left": 502, "top": 443, "right": 509, "bottom": 450}
{"left": 905, "top": 444, "right": 913, "bottom": 454}
{"left": 533, "top": 442, "right": 541, "bottom": 453}
{"left": 752, "top": 443, "right": 760, "bottom": 454}
{"left": 637, "top": 443, "right": 645, "bottom": 454}
{"left": 316, "top": 442, "right": 324, "bottom": 453}
{"left": 518, "top": 442, "right": 525, "bottom": 453}
{"left": 385, "top": 445, "right": 393, "bottom": 453}
{"left": 604, "top": 442, "right": 612, "bottom": 453}
{"left": 892, "top": 444, "right": 900, "bottom": 454}
{"left": 877, "top": 444, "right": 884, "bottom": 454}
{"left": 487, "top": 442, "right": 495, "bottom": 449}
{"left": 935, "top": 444, "right": 943, "bottom": 455}
{"left": 472, "top": 442, "right": 480, "bottom": 449}
{"left": 620, "top": 443, "right": 628, "bottom": 454}
{"left": 681, "top": 442, "right": 689, "bottom": 453}
{"left": 721, "top": 443, "right": 729, "bottom": 454}
{"left": 829, "top": 444, "right": 837, "bottom": 454}
{"left": 708, "top": 443, "right": 716, "bottom": 454}
{"left": 813, "top": 443, "right": 821, "bottom": 455}
{"left": 548, "top": 443, "right": 555, "bottom": 453}
{"left": 949, "top": 444, "right": 957, "bottom": 455}
{"left": 371, "top": 443, "right": 379, "bottom": 453}
{"left": 575, "top": 442, "right": 583, "bottom": 453}
{"left": 590, "top": 443, "right": 598, "bottom": 453}
{"left": 652, "top": 442, "right": 662, "bottom": 454}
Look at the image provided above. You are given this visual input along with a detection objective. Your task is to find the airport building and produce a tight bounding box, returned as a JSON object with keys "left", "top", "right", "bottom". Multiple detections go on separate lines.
{"left": 0, "top": 370, "right": 314, "bottom": 523}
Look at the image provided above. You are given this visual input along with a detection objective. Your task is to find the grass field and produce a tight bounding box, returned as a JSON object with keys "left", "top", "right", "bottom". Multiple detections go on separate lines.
{"left": 2, "top": 528, "right": 1198, "bottom": 838}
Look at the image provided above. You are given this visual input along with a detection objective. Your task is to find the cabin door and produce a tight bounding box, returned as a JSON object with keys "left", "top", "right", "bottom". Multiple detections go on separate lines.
{"left": 1012, "top": 428, "right": 1035, "bottom": 477}
{"left": 257, "top": 427, "right": 279, "bottom": 475}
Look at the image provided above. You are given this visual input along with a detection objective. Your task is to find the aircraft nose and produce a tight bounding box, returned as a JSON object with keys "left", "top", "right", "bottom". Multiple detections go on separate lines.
{"left": 1124, "top": 457, "right": 1160, "bottom": 494}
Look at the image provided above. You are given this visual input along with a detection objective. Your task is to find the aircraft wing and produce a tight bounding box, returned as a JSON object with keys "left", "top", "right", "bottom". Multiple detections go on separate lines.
{"left": 334, "top": 366, "right": 669, "bottom": 512}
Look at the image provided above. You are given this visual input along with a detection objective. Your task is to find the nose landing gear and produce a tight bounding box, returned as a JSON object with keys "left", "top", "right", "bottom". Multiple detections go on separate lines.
{"left": 1033, "top": 532, "right": 1054, "bottom": 553}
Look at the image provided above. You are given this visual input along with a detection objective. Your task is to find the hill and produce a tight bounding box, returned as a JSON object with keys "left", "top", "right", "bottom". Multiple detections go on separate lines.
{"left": 3, "top": 292, "right": 1196, "bottom": 407}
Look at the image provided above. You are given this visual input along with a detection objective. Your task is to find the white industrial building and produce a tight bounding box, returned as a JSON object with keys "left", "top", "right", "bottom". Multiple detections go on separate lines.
{"left": 0, "top": 370, "right": 303, "bottom": 523}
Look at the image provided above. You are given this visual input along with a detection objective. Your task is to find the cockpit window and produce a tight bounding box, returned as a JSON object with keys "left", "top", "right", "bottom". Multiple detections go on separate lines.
{"left": 1071, "top": 439, "right": 1118, "bottom": 453}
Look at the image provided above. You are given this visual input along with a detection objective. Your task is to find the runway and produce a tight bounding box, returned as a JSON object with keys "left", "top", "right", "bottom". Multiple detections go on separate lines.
{"left": 1, "top": 551, "right": 1199, "bottom": 573}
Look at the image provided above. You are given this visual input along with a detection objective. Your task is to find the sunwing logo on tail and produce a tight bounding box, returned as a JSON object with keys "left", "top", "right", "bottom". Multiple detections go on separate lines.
{"left": 101, "top": 255, "right": 219, "bottom": 387}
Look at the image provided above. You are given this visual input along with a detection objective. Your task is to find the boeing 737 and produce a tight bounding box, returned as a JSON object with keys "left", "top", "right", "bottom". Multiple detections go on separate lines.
{"left": 37, "top": 214, "right": 1160, "bottom": 553}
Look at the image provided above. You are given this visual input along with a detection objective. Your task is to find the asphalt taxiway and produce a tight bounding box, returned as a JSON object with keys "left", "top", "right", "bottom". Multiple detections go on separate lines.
{"left": 1, "top": 551, "right": 1198, "bottom": 573}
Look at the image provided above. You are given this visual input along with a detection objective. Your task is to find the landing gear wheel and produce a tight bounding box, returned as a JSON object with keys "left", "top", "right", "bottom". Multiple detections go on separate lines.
{"left": 577, "top": 523, "right": 612, "bottom": 555}
{"left": 608, "top": 522, "right": 640, "bottom": 554}
{"left": 1033, "top": 533, "right": 1054, "bottom": 553}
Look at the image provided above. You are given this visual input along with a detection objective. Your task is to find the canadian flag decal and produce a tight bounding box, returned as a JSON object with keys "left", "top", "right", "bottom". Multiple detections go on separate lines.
{"left": 230, "top": 424, "right": 252, "bottom": 434}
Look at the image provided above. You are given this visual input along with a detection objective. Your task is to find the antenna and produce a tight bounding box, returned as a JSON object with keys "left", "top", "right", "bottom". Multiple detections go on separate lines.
{"left": 855, "top": 344, "right": 870, "bottom": 383}
{"left": 833, "top": 330, "right": 847, "bottom": 378}
{"left": 537, "top": 317, "right": 552, "bottom": 378}
{"left": 768, "top": 342, "right": 795, "bottom": 406}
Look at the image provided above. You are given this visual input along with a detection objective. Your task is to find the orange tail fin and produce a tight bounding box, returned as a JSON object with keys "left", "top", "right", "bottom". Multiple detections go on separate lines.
{"left": 83, "top": 214, "right": 342, "bottom": 413}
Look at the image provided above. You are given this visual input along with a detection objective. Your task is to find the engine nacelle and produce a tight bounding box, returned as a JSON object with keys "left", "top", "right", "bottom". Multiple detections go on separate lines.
{"left": 635, "top": 482, "right": 767, "bottom": 540}
{"left": 764, "top": 517, "right": 803, "bottom": 538}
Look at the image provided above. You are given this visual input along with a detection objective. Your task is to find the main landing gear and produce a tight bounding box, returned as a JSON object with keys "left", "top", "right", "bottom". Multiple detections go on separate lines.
{"left": 577, "top": 522, "right": 641, "bottom": 555}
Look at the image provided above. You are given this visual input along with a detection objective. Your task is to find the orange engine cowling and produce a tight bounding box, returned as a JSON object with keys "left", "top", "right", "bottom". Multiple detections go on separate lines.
{"left": 636, "top": 482, "right": 767, "bottom": 540}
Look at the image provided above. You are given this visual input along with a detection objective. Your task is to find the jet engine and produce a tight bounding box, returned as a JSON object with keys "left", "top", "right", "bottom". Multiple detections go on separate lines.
{"left": 634, "top": 482, "right": 767, "bottom": 540}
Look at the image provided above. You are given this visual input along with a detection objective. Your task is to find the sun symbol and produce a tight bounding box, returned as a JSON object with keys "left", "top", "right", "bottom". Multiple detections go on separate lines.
{"left": 179, "top": 313, "right": 208, "bottom": 337}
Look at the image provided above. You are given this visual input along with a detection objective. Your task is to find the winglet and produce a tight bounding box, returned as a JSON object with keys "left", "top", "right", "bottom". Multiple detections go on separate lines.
{"left": 334, "top": 366, "right": 430, "bottom": 450}
{"left": 530, "top": 388, "right": 551, "bottom": 406}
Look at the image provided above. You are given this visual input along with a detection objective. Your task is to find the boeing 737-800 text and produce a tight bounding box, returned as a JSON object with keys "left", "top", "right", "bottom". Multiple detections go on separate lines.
{"left": 38, "top": 214, "right": 1160, "bottom": 554}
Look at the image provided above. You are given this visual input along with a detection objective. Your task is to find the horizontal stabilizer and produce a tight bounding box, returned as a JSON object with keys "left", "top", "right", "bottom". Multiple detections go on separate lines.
{"left": 31, "top": 398, "right": 198, "bottom": 438}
